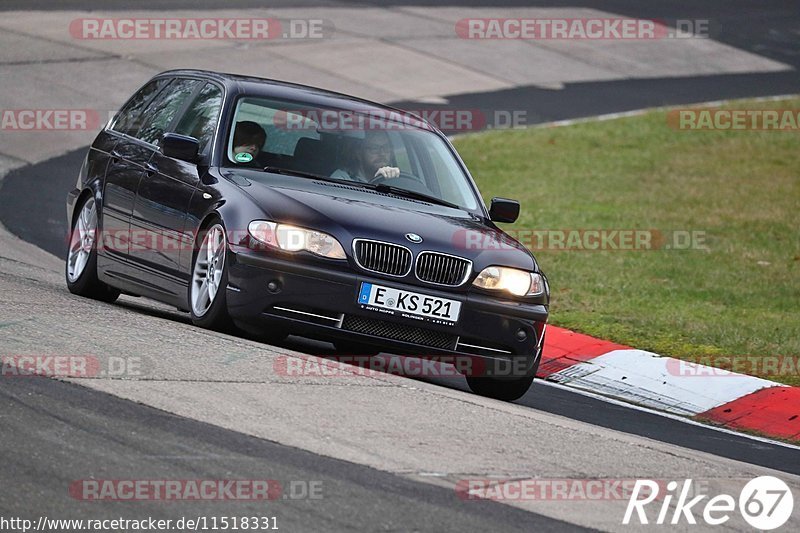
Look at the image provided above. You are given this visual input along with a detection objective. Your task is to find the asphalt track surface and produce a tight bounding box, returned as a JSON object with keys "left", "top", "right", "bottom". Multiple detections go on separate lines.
{"left": 2, "top": 1, "right": 800, "bottom": 531}
{"left": 0, "top": 377, "right": 577, "bottom": 532}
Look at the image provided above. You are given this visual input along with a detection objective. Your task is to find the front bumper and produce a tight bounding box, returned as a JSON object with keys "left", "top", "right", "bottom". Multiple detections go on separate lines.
{"left": 226, "top": 248, "right": 548, "bottom": 376}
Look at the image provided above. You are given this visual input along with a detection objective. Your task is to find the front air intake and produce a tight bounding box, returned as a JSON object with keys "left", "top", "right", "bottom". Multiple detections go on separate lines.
{"left": 353, "top": 239, "right": 413, "bottom": 277}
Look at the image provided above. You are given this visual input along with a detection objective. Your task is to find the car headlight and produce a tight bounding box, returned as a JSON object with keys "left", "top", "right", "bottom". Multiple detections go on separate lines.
{"left": 248, "top": 220, "right": 346, "bottom": 259}
{"left": 472, "top": 266, "right": 545, "bottom": 297}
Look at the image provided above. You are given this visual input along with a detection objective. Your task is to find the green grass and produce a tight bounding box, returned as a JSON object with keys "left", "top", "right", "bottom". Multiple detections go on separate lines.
{"left": 453, "top": 98, "right": 800, "bottom": 386}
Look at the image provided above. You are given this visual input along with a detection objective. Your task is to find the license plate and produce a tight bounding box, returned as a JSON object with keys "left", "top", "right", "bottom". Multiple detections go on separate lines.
{"left": 357, "top": 282, "right": 461, "bottom": 324}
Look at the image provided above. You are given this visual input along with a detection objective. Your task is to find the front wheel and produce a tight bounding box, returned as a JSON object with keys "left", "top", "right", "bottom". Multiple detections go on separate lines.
{"left": 65, "top": 195, "right": 120, "bottom": 303}
{"left": 189, "top": 220, "right": 235, "bottom": 332}
{"left": 466, "top": 337, "right": 544, "bottom": 401}
{"left": 466, "top": 374, "right": 535, "bottom": 402}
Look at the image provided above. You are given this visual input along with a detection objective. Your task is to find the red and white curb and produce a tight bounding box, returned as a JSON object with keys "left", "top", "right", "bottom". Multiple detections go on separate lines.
{"left": 540, "top": 326, "right": 800, "bottom": 443}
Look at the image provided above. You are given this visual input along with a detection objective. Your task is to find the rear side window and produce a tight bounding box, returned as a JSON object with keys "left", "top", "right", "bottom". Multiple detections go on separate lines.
{"left": 110, "top": 78, "right": 171, "bottom": 136}
{"left": 135, "top": 78, "right": 200, "bottom": 146}
{"left": 174, "top": 83, "right": 223, "bottom": 155}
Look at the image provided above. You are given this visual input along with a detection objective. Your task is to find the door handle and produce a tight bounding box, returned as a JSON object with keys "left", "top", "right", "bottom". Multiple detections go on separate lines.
{"left": 144, "top": 163, "right": 158, "bottom": 177}
{"left": 109, "top": 151, "right": 122, "bottom": 165}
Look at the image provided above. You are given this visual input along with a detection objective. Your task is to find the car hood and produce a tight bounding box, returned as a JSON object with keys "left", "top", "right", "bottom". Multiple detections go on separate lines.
{"left": 230, "top": 171, "right": 537, "bottom": 272}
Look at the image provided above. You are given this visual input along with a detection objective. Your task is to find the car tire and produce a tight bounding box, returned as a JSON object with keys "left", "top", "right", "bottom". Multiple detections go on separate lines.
{"left": 189, "top": 219, "right": 235, "bottom": 332}
{"left": 466, "top": 373, "right": 535, "bottom": 402}
{"left": 466, "top": 333, "right": 544, "bottom": 401}
{"left": 65, "top": 195, "right": 120, "bottom": 303}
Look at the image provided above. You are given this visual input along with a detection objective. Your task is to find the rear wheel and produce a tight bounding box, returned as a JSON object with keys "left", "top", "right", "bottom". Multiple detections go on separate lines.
{"left": 65, "top": 196, "right": 120, "bottom": 303}
{"left": 189, "top": 220, "right": 235, "bottom": 332}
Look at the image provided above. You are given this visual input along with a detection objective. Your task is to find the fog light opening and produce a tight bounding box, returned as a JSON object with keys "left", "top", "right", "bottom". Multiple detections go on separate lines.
{"left": 267, "top": 280, "right": 281, "bottom": 293}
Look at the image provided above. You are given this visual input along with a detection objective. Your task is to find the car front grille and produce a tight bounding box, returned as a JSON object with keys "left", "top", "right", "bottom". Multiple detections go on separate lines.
{"left": 415, "top": 252, "right": 471, "bottom": 286}
{"left": 342, "top": 315, "right": 456, "bottom": 350}
{"left": 353, "top": 240, "right": 412, "bottom": 277}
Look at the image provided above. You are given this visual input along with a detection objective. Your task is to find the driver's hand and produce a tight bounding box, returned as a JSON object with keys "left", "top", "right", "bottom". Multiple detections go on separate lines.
{"left": 374, "top": 166, "right": 400, "bottom": 180}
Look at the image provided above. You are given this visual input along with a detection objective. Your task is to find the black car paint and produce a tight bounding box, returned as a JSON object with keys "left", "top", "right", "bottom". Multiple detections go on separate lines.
{"left": 67, "top": 69, "right": 549, "bottom": 372}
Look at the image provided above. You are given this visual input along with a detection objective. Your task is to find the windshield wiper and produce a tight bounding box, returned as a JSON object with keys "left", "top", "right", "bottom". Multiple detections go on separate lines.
{"left": 372, "top": 183, "right": 461, "bottom": 209}
{"left": 263, "top": 166, "right": 331, "bottom": 181}
{"left": 263, "top": 167, "right": 377, "bottom": 191}
{"left": 262, "top": 166, "right": 461, "bottom": 209}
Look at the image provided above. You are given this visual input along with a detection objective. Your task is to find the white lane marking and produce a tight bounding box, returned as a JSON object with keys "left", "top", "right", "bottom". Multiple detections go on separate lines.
{"left": 546, "top": 349, "right": 781, "bottom": 416}
{"left": 538, "top": 380, "right": 800, "bottom": 451}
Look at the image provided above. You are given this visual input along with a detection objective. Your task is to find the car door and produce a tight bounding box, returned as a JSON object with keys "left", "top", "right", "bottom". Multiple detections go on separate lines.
{"left": 160, "top": 82, "right": 224, "bottom": 276}
{"left": 126, "top": 78, "right": 201, "bottom": 288}
{"left": 101, "top": 77, "right": 171, "bottom": 263}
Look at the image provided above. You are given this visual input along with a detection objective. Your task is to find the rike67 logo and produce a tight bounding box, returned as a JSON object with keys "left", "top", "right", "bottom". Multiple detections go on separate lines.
{"left": 624, "top": 476, "right": 794, "bottom": 529}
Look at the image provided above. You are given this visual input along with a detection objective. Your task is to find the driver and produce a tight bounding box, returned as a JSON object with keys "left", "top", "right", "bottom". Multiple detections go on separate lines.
{"left": 331, "top": 130, "right": 400, "bottom": 182}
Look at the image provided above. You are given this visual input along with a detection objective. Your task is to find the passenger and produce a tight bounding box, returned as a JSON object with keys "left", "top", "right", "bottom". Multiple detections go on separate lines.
{"left": 231, "top": 121, "right": 267, "bottom": 164}
{"left": 331, "top": 130, "right": 400, "bottom": 182}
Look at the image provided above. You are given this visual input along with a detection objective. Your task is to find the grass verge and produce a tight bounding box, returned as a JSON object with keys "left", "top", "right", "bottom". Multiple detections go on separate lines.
{"left": 453, "top": 97, "right": 800, "bottom": 386}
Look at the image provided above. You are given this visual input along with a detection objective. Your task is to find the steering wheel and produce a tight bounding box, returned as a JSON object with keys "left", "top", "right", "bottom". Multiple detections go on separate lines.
{"left": 370, "top": 171, "right": 434, "bottom": 196}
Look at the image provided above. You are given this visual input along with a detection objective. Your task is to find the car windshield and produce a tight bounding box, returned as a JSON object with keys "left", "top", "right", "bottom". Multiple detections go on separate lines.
{"left": 224, "top": 96, "right": 480, "bottom": 211}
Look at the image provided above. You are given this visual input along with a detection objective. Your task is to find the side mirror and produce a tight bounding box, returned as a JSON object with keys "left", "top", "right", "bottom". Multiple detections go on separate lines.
{"left": 161, "top": 133, "right": 199, "bottom": 163}
{"left": 489, "top": 197, "right": 520, "bottom": 223}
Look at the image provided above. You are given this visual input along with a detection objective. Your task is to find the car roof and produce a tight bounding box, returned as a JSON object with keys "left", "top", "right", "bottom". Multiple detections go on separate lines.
{"left": 156, "top": 69, "right": 438, "bottom": 133}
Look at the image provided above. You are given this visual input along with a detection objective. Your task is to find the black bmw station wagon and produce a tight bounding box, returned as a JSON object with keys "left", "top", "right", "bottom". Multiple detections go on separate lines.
{"left": 66, "top": 70, "right": 549, "bottom": 401}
